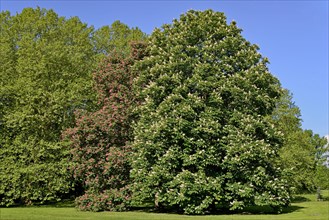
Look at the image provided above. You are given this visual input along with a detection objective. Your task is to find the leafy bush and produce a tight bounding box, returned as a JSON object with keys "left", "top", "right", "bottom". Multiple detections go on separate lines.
{"left": 75, "top": 187, "right": 131, "bottom": 212}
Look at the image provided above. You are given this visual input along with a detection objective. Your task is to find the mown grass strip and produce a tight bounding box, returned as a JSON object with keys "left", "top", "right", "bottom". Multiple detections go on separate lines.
{"left": 1, "top": 192, "right": 328, "bottom": 220}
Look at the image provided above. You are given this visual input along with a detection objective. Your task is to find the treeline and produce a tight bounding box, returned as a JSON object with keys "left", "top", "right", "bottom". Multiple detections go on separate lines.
{"left": 0, "top": 8, "right": 328, "bottom": 214}
{"left": 0, "top": 7, "right": 145, "bottom": 206}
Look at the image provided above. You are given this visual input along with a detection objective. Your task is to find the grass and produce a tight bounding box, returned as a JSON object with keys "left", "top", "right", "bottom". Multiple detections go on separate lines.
{"left": 0, "top": 191, "right": 328, "bottom": 220}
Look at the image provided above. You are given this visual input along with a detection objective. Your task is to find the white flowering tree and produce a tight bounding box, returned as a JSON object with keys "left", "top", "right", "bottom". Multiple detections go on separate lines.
{"left": 131, "top": 10, "right": 290, "bottom": 214}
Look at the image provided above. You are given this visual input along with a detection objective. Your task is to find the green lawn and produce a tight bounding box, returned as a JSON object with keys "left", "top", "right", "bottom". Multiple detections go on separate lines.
{"left": 1, "top": 191, "right": 328, "bottom": 220}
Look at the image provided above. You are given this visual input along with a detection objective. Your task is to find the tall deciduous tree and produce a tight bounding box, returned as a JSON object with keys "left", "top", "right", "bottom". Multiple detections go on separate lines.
{"left": 0, "top": 8, "right": 96, "bottom": 206}
{"left": 131, "top": 10, "right": 290, "bottom": 214}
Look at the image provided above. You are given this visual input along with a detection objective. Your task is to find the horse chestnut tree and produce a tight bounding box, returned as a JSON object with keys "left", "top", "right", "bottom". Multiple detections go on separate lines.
{"left": 131, "top": 10, "right": 290, "bottom": 214}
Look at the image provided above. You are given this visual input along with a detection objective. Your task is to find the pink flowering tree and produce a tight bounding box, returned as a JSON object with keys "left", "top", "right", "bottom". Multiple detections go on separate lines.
{"left": 63, "top": 42, "right": 146, "bottom": 211}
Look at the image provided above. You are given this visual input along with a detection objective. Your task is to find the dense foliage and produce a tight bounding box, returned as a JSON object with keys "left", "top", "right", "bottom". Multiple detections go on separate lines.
{"left": 131, "top": 10, "right": 290, "bottom": 214}
{"left": 0, "top": 8, "right": 96, "bottom": 206}
{"left": 270, "top": 90, "right": 328, "bottom": 192}
{"left": 93, "top": 20, "right": 146, "bottom": 57}
{"left": 316, "top": 164, "right": 329, "bottom": 190}
{"left": 63, "top": 42, "right": 146, "bottom": 211}
{"left": 1, "top": 7, "right": 327, "bottom": 214}
{"left": 0, "top": 8, "right": 145, "bottom": 206}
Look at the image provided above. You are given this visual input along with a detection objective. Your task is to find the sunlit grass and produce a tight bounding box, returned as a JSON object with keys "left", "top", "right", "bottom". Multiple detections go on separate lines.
{"left": 1, "top": 191, "right": 328, "bottom": 220}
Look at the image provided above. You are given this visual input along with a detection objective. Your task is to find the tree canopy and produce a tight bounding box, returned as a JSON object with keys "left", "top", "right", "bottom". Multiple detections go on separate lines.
{"left": 0, "top": 7, "right": 145, "bottom": 206}
{"left": 0, "top": 8, "right": 96, "bottom": 205}
{"left": 93, "top": 20, "right": 146, "bottom": 57}
{"left": 131, "top": 10, "right": 290, "bottom": 214}
{"left": 1, "top": 7, "right": 327, "bottom": 214}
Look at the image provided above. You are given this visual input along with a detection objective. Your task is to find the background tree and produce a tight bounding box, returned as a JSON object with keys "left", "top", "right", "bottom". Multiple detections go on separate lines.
{"left": 92, "top": 20, "right": 146, "bottom": 59}
{"left": 131, "top": 10, "right": 290, "bottom": 214}
{"left": 63, "top": 42, "right": 146, "bottom": 211}
{"left": 270, "top": 89, "right": 328, "bottom": 193}
{"left": 315, "top": 163, "right": 329, "bottom": 190}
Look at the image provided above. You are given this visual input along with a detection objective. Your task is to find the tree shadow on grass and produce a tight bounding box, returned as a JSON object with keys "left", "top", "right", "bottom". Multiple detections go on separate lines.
{"left": 1, "top": 200, "right": 75, "bottom": 209}
{"left": 15, "top": 199, "right": 76, "bottom": 208}
{"left": 34, "top": 199, "right": 75, "bottom": 208}
{"left": 291, "top": 195, "right": 311, "bottom": 203}
{"left": 129, "top": 203, "right": 304, "bottom": 215}
{"left": 239, "top": 205, "right": 303, "bottom": 215}
{"left": 322, "top": 196, "right": 329, "bottom": 201}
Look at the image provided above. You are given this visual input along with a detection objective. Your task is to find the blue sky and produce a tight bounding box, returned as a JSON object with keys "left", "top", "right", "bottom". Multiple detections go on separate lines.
{"left": 1, "top": 0, "right": 328, "bottom": 137}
